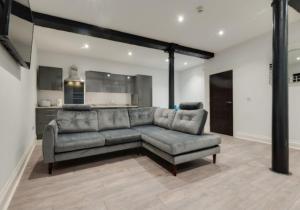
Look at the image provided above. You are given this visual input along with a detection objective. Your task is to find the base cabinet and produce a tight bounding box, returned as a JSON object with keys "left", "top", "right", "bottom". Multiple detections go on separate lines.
{"left": 36, "top": 108, "right": 60, "bottom": 139}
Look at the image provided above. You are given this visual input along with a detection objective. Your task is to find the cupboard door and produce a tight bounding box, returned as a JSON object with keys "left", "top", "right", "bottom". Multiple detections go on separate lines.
{"left": 38, "top": 66, "right": 63, "bottom": 90}
{"left": 136, "top": 75, "right": 152, "bottom": 107}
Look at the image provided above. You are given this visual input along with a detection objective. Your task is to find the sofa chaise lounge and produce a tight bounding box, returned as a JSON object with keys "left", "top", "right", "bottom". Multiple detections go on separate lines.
{"left": 43, "top": 105, "right": 221, "bottom": 175}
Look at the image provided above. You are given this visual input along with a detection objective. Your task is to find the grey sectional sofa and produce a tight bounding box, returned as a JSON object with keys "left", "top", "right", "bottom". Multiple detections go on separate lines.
{"left": 43, "top": 105, "right": 221, "bottom": 175}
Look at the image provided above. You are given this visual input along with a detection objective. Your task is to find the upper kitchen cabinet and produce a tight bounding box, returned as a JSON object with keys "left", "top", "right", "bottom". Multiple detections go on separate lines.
{"left": 86, "top": 71, "right": 133, "bottom": 93}
{"left": 37, "top": 66, "right": 63, "bottom": 90}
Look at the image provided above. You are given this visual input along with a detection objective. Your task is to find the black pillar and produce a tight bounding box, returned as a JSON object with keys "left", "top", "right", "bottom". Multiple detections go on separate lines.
{"left": 271, "top": 0, "right": 289, "bottom": 174}
{"left": 168, "top": 48, "right": 175, "bottom": 109}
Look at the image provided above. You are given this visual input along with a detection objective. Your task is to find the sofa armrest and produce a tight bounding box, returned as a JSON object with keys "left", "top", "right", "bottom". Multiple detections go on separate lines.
{"left": 42, "top": 120, "right": 58, "bottom": 163}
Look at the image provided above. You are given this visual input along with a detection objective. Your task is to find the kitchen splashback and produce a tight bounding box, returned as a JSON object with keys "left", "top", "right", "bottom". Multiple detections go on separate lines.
{"left": 85, "top": 92, "right": 132, "bottom": 105}
{"left": 37, "top": 90, "right": 64, "bottom": 106}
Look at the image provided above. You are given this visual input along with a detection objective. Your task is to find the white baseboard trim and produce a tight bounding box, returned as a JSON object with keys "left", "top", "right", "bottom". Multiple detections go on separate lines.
{"left": 235, "top": 132, "right": 300, "bottom": 150}
{"left": 0, "top": 140, "right": 36, "bottom": 210}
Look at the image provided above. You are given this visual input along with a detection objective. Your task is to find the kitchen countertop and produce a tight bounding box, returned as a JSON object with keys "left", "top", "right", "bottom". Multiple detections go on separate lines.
{"left": 36, "top": 105, "right": 138, "bottom": 109}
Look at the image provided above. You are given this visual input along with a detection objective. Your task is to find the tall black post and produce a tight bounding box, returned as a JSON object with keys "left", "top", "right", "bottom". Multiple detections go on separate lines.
{"left": 168, "top": 48, "right": 175, "bottom": 109}
{"left": 271, "top": 0, "right": 289, "bottom": 174}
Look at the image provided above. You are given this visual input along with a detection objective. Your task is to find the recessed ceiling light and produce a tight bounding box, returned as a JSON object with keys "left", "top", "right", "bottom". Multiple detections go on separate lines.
{"left": 128, "top": 51, "right": 133, "bottom": 56}
{"left": 127, "top": 76, "right": 131, "bottom": 79}
{"left": 107, "top": 74, "right": 111, "bottom": 78}
{"left": 165, "top": 58, "right": 169, "bottom": 62}
{"left": 184, "top": 62, "right": 188, "bottom": 66}
{"left": 297, "top": 57, "right": 300, "bottom": 61}
{"left": 218, "top": 30, "right": 224, "bottom": 36}
{"left": 82, "top": 43, "right": 89, "bottom": 49}
{"left": 177, "top": 15, "right": 184, "bottom": 23}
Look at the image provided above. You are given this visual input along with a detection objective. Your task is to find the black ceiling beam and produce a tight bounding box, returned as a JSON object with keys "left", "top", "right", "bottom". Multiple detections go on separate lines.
{"left": 32, "top": 11, "right": 214, "bottom": 59}
{"left": 11, "top": 1, "right": 32, "bottom": 22}
{"left": 289, "top": 0, "right": 300, "bottom": 13}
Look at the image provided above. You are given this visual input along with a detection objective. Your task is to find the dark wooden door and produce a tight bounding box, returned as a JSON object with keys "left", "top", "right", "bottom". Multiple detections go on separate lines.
{"left": 210, "top": 70, "right": 233, "bottom": 136}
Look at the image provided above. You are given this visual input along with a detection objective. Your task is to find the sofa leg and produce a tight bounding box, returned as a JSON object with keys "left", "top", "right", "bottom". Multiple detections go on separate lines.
{"left": 213, "top": 154, "right": 217, "bottom": 164}
{"left": 48, "top": 163, "right": 53, "bottom": 175}
{"left": 171, "top": 165, "right": 177, "bottom": 176}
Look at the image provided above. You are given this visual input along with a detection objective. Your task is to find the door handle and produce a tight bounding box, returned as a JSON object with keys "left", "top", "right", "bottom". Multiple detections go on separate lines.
{"left": 226, "top": 101, "right": 232, "bottom": 104}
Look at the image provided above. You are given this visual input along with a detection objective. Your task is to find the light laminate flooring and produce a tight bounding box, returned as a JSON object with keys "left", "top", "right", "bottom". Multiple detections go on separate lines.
{"left": 8, "top": 135, "right": 300, "bottom": 210}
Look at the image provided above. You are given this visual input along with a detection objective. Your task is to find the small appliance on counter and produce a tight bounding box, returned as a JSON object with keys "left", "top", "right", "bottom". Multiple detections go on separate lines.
{"left": 56, "top": 99, "right": 63, "bottom": 107}
{"left": 38, "top": 100, "right": 51, "bottom": 107}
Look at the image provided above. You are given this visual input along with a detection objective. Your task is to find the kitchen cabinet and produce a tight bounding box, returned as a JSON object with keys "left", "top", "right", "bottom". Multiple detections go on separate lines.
{"left": 85, "top": 71, "right": 152, "bottom": 106}
{"left": 134, "top": 75, "right": 152, "bottom": 107}
{"left": 36, "top": 108, "right": 60, "bottom": 139}
{"left": 86, "top": 71, "right": 134, "bottom": 93}
{"left": 37, "top": 66, "right": 63, "bottom": 90}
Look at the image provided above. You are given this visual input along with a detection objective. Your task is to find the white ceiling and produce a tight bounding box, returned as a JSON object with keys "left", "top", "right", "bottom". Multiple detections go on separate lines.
{"left": 35, "top": 26, "right": 204, "bottom": 71}
{"left": 31, "top": 0, "right": 300, "bottom": 70}
{"left": 31, "top": 0, "right": 300, "bottom": 53}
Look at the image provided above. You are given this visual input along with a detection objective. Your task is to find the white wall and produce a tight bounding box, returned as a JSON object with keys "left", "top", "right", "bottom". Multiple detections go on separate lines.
{"left": 178, "top": 20, "right": 300, "bottom": 147}
{"left": 176, "top": 66, "right": 205, "bottom": 105}
{"left": 0, "top": 37, "right": 38, "bottom": 206}
{"left": 38, "top": 51, "right": 169, "bottom": 108}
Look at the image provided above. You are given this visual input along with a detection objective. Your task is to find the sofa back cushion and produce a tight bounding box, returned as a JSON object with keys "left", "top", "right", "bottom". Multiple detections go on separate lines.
{"left": 171, "top": 109, "right": 208, "bottom": 135}
{"left": 179, "top": 102, "right": 203, "bottom": 110}
{"left": 98, "top": 109, "right": 130, "bottom": 131}
{"left": 128, "top": 107, "right": 155, "bottom": 127}
{"left": 57, "top": 110, "right": 99, "bottom": 134}
{"left": 154, "top": 108, "right": 176, "bottom": 129}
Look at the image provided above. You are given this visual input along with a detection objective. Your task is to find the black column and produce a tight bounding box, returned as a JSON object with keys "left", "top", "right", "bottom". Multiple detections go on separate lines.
{"left": 271, "top": 0, "right": 289, "bottom": 174}
{"left": 168, "top": 48, "right": 175, "bottom": 109}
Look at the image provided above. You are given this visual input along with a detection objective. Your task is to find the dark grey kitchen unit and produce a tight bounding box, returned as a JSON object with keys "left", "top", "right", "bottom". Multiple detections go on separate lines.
{"left": 86, "top": 71, "right": 134, "bottom": 94}
{"left": 134, "top": 75, "right": 152, "bottom": 107}
{"left": 36, "top": 108, "right": 60, "bottom": 139}
{"left": 37, "top": 66, "right": 63, "bottom": 90}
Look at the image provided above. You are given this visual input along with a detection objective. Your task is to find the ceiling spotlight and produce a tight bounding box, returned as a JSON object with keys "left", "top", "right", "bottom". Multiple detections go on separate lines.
{"left": 218, "top": 30, "right": 224, "bottom": 36}
{"left": 82, "top": 43, "right": 89, "bottom": 49}
{"left": 165, "top": 58, "right": 169, "bottom": 62}
{"left": 127, "top": 76, "right": 131, "bottom": 79}
{"left": 107, "top": 74, "right": 111, "bottom": 78}
{"left": 128, "top": 51, "right": 133, "bottom": 56}
{"left": 184, "top": 62, "right": 188, "bottom": 66}
{"left": 297, "top": 57, "right": 300, "bottom": 61}
{"left": 177, "top": 15, "right": 184, "bottom": 23}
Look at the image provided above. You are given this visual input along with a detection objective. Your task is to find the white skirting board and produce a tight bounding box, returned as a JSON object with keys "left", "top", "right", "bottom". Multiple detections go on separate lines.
{"left": 0, "top": 140, "right": 36, "bottom": 210}
{"left": 235, "top": 132, "right": 300, "bottom": 150}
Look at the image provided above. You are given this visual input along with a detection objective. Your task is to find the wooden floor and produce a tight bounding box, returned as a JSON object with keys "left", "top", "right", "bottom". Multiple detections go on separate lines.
{"left": 8, "top": 135, "right": 300, "bottom": 210}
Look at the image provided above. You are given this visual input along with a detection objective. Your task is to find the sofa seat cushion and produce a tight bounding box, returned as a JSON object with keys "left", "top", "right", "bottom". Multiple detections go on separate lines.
{"left": 57, "top": 110, "right": 98, "bottom": 134}
{"left": 172, "top": 109, "right": 208, "bottom": 135}
{"left": 136, "top": 127, "right": 221, "bottom": 155}
{"left": 100, "top": 129, "right": 141, "bottom": 146}
{"left": 98, "top": 109, "right": 130, "bottom": 131}
{"left": 55, "top": 132, "right": 105, "bottom": 153}
{"left": 133, "top": 125, "right": 168, "bottom": 134}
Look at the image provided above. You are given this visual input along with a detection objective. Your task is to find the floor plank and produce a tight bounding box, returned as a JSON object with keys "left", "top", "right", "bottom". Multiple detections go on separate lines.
{"left": 8, "top": 135, "right": 300, "bottom": 210}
